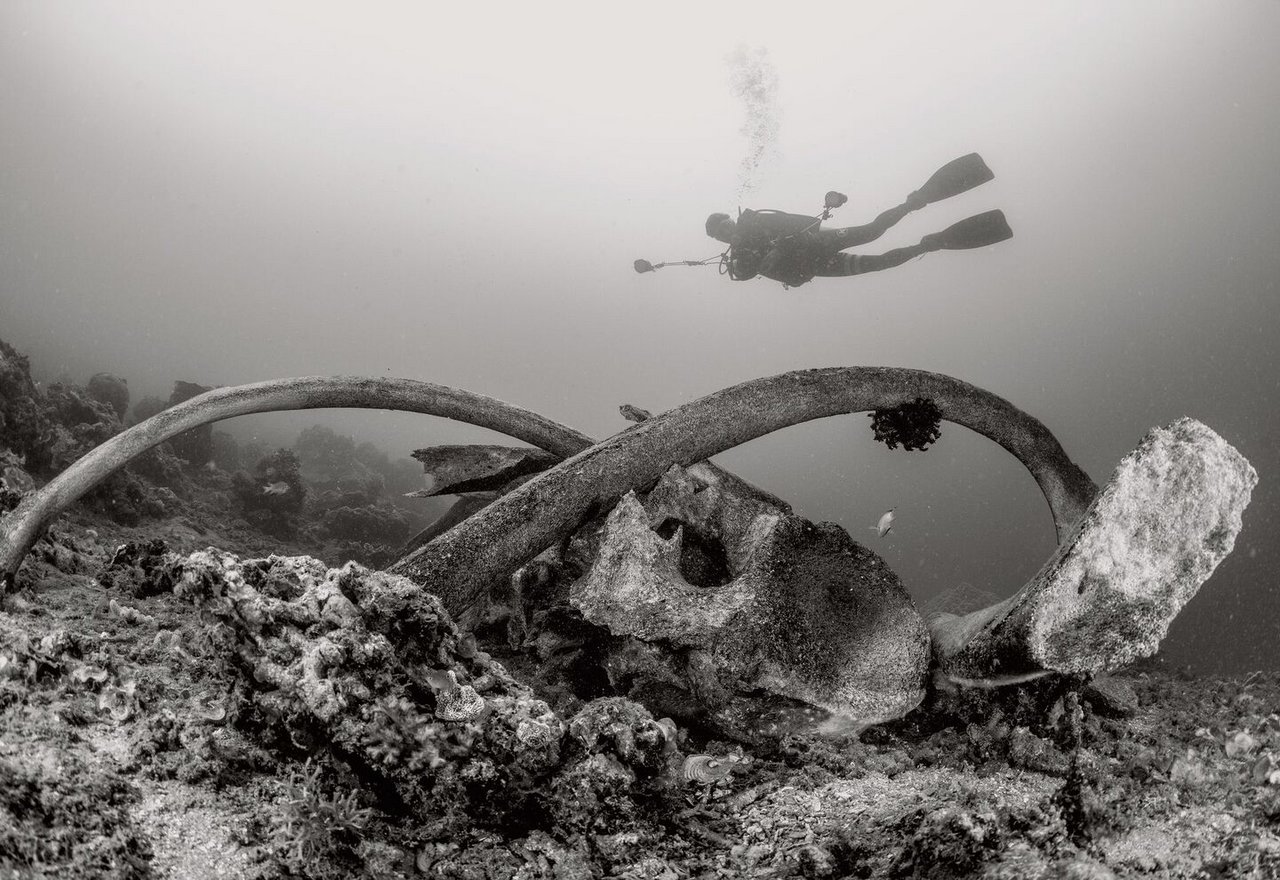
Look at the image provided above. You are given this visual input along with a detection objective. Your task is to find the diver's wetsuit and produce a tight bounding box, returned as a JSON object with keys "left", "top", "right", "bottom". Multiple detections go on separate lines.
{"left": 728, "top": 199, "right": 926, "bottom": 288}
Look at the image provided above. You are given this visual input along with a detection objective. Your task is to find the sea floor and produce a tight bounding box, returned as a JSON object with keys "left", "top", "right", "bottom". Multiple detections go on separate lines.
{"left": 3, "top": 509, "right": 1280, "bottom": 880}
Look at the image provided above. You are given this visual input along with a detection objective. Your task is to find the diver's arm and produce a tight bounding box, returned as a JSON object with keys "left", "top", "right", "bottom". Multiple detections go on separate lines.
{"left": 758, "top": 247, "right": 784, "bottom": 279}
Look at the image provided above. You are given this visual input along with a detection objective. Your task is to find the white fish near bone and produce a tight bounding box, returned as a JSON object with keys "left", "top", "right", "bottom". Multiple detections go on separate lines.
{"left": 870, "top": 508, "right": 896, "bottom": 538}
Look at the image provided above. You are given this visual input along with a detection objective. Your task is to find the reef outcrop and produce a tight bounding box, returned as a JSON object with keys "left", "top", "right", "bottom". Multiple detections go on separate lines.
{"left": 86, "top": 373, "right": 130, "bottom": 420}
{"left": 114, "top": 547, "right": 687, "bottom": 838}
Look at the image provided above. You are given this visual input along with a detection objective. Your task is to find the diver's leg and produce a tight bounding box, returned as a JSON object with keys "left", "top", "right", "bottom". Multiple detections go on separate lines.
{"left": 814, "top": 241, "right": 934, "bottom": 277}
{"left": 818, "top": 192, "right": 928, "bottom": 252}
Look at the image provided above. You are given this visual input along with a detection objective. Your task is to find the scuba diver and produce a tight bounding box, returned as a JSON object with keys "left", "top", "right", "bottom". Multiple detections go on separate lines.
{"left": 636, "top": 154, "right": 1012, "bottom": 289}
{"left": 710, "top": 154, "right": 1011, "bottom": 288}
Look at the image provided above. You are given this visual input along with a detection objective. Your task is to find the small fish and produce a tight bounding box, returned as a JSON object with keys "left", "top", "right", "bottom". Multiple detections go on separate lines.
{"left": 870, "top": 508, "right": 896, "bottom": 538}
{"left": 655, "top": 716, "right": 680, "bottom": 751}
{"left": 261, "top": 481, "right": 290, "bottom": 496}
{"left": 619, "top": 404, "right": 653, "bottom": 423}
{"left": 423, "top": 668, "right": 459, "bottom": 693}
{"left": 196, "top": 697, "right": 228, "bottom": 723}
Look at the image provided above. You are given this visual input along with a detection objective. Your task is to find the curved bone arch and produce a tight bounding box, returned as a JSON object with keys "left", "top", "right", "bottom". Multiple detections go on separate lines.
{"left": 1, "top": 369, "right": 1096, "bottom": 603}
{"left": 0, "top": 377, "right": 590, "bottom": 591}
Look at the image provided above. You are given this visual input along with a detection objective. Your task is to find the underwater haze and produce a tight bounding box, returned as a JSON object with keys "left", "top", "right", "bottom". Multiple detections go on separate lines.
{"left": 2, "top": 1, "right": 1278, "bottom": 673}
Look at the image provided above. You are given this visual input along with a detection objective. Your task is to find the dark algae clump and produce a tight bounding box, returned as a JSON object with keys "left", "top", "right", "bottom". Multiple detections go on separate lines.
{"left": 868, "top": 397, "right": 943, "bottom": 452}
{"left": 0, "top": 754, "right": 155, "bottom": 879}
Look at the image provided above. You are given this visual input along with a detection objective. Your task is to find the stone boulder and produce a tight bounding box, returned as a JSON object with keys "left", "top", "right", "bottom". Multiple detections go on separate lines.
{"left": 86, "top": 373, "right": 130, "bottom": 420}
{"left": 932, "top": 417, "right": 1257, "bottom": 681}
{"left": 131, "top": 395, "right": 167, "bottom": 424}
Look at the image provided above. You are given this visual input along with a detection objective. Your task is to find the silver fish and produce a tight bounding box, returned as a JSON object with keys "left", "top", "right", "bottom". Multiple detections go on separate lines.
{"left": 870, "top": 508, "right": 896, "bottom": 538}
{"left": 424, "top": 667, "right": 458, "bottom": 693}
{"left": 261, "top": 481, "right": 290, "bottom": 496}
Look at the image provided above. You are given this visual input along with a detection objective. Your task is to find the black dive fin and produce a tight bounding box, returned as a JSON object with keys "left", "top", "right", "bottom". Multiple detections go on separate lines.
{"left": 914, "top": 153, "right": 995, "bottom": 205}
{"left": 926, "top": 209, "right": 1013, "bottom": 250}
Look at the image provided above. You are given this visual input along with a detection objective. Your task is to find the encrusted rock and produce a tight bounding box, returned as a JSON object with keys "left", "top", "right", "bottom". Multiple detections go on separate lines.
{"left": 165, "top": 551, "right": 560, "bottom": 818}
{"left": 435, "top": 683, "right": 485, "bottom": 722}
{"left": 150, "top": 548, "right": 678, "bottom": 836}
{"left": 798, "top": 843, "right": 838, "bottom": 879}
{"left": 550, "top": 697, "right": 681, "bottom": 833}
{"left": 98, "top": 539, "right": 181, "bottom": 597}
{"left": 1, "top": 463, "right": 34, "bottom": 496}
{"left": 1082, "top": 675, "right": 1139, "bottom": 719}
{"left": 891, "top": 806, "right": 1001, "bottom": 879}
{"left": 565, "top": 697, "right": 674, "bottom": 774}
